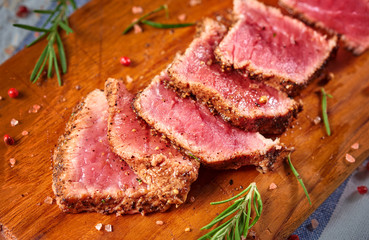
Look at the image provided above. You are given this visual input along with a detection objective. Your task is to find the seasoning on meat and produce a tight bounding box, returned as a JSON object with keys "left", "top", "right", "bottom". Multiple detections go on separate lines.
{"left": 168, "top": 18, "right": 300, "bottom": 134}
{"left": 134, "top": 74, "right": 287, "bottom": 172}
{"left": 215, "top": 0, "right": 337, "bottom": 96}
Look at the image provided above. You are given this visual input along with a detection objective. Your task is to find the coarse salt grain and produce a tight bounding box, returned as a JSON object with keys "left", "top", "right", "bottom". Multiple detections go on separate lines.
{"left": 185, "top": 227, "right": 191, "bottom": 232}
{"left": 95, "top": 223, "right": 103, "bottom": 231}
{"left": 10, "top": 118, "right": 19, "bottom": 126}
{"left": 9, "top": 158, "right": 16, "bottom": 167}
{"left": 269, "top": 182, "right": 277, "bottom": 190}
{"left": 351, "top": 142, "right": 359, "bottom": 150}
{"left": 105, "top": 224, "right": 113, "bottom": 232}
{"left": 30, "top": 104, "right": 41, "bottom": 113}
{"left": 310, "top": 219, "right": 319, "bottom": 229}
{"left": 190, "top": 196, "right": 196, "bottom": 203}
{"left": 0, "top": 96, "right": 3, "bottom": 100}
{"left": 22, "top": 130, "right": 29, "bottom": 136}
{"left": 178, "top": 13, "right": 187, "bottom": 21}
{"left": 134, "top": 24, "right": 142, "bottom": 34}
{"left": 345, "top": 153, "right": 355, "bottom": 163}
{"left": 44, "top": 196, "right": 53, "bottom": 204}
{"left": 313, "top": 116, "right": 321, "bottom": 125}
{"left": 126, "top": 75, "right": 133, "bottom": 84}
{"left": 132, "top": 6, "right": 143, "bottom": 14}
{"left": 156, "top": 220, "right": 164, "bottom": 225}
{"left": 189, "top": 0, "right": 201, "bottom": 6}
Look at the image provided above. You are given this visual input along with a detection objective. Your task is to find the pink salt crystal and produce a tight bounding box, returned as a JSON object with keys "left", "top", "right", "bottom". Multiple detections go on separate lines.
{"left": 9, "top": 158, "right": 16, "bottom": 167}
{"left": 313, "top": 116, "right": 321, "bottom": 125}
{"left": 132, "top": 6, "right": 143, "bottom": 14}
{"left": 345, "top": 153, "right": 355, "bottom": 163}
{"left": 105, "top": 224, "right": 113, "bottom": 232}
{"left": 126, "top": 75, "right": 133, "bottom": 84}
{"left": 22, "top": 130, "right": 29, "bottom": 136}
{"left": 44, "top": 196, "right": 53, "bottom": 204}
{"left": 31, "top": 104, "right": 41, "bottom": 113}
{"left": 34, "top": 32, "right": 40, "bottom": 38}
{"left": 351, "top": 142, "right": 359, "bottom": 150}
{"left": 156, "top": 220, "right": 164, "bottom": 225}
{"left": 0, "top": 96, "right": 3, "bottom": 100}
{"left": 311, "top": 219, "right": 319, "bottom": 229}
{"left": 189, "top": 0, "right": 201, "bottom": 6}
{"left": 134, "top": 24, "right": 142, "bottom": 34}
{"left": 269, "top": 182, "right": 277, "bottom": 190}
{"left": 4, "top": 45, "right": 15, "bottom": 55}
{"left": 10, "top": 118, "right": 19, "bottom": 126}
{"left": 178, "top": 13, "right": 187, "bottom": 21}
{"left": 95, "top": 223, "right": 103, "bottom": 231}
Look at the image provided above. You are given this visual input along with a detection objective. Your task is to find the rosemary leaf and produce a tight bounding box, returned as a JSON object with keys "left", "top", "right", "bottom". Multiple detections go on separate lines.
{"left": 34, "top": 9, "right": 54, "bottom": 14}
{"left": 13, "top": 0, "right": 74, "bottom": 85}
{"left": 30, "top": 47, "right": 48, "bottom": 81}
{"left": 58, "top": 21, "right": 73, "bottom": 34}
{"left": 47, "top": 50, "right": 53, "bottom": 78}
{"left": 141, "top": 20, "right": 195, "bottom": 29}
{"left": 56, "top": 33, "right": 67, "bottom": 73}
{"left": 199, "top": 182, "right": 262, "bottom": 240}
{"left": 27, "top": 33, "right": 47, "bottom": 47}
{"left": 321, "top": 88, "right": 333, "bottom": 136}
{"left": 287, "top": 154, "right": 312, "bottom": 205}
{"left": 13, "top": 24, "right": 50, "bottom": 32}
{"left": 122, "top": 5, "right": 168, "bottom": 34}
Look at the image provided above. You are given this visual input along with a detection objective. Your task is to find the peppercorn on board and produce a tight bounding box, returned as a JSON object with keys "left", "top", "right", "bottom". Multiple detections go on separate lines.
{"left": 1, "top": 0, "right": 369, "bottom": 239}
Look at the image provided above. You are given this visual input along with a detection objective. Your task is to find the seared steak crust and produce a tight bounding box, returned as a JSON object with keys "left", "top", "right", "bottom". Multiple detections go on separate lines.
{"left": 215, "top": 0, "right": 337, "bottom": 96}
{"left": 134, "top": 74, "right": 288, "bottom": 173}
{"left": 280, "top": 0, "right": 369, "bottom": 55}
{"left": 168, "top": 18, "right": 301, "bottom": 133}
{"left": 53, "top": 90, "right": 191, "bottom": 215}
{"left": 105, "top": 78, "right": 200, "bottom": 207}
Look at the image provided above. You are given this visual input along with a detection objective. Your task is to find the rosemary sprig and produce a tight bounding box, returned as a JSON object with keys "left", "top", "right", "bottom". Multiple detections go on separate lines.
{"left": 287, "top": 154, "right": 311, "bottom": 205}
{"left": 141, "top": 20, "right": 195, "bottom": 29}
{"left": 13, "top": 0, "right": 77, "bottom": 85}
{"left": 199, "top": 182, "right": 262, "bottom": 240}
{"left": 123, "top": 5, "right": 194, "bottom": 34}
{"left": 321, "top": 88, "right": 333, "bottom": 136}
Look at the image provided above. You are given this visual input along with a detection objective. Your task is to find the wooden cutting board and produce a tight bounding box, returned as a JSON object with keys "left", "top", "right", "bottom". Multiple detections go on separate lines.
{"left": 1, "top": 0, "right": 369, "bottom": 239}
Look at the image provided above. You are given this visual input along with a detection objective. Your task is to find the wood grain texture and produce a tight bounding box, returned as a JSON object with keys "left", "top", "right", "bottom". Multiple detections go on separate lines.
{"left": 1, "top": 0, "right": 369, "bottom": 239}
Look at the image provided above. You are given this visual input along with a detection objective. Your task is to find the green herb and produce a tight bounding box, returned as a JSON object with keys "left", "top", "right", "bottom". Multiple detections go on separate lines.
{"left": 187, "top": 152, "right": 200, "bottom": 162}
{"left": 287, "top": 154, "right": 311, "bottom": 205}
{"left": 136, "top": 178, "right": 142, "bottom": 183}
{"left": 321, "top": 88, "right": 333, "bottom": 136}
{"left": 273, "top": 33, "right": 276, "bottom": 37}
{"left": 123, "top": 5, "right": 194, "bottom": 34}
{"left": 141, "top": 20, "right": 195, "bottom": 29}
{"left": 13, "top": 0, "right": 77, "bottom": 85}
{"left": 199, "top": 182, "right": 262, "bottom": 240}
{"left": 101, "top": 199, "right": 106, "bottom": 204}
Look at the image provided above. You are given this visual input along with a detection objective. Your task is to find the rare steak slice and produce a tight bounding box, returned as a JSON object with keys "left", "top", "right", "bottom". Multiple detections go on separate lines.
{"left": 280, "top": 0, "right": 369, "bottom": 55}
{"left": 52, "top": 89, "right": 196, "bottom": 215}
{"left": 215, "top": 0, "right": 337, "bottom": 96}
{"left": 168, "top": 18, "right": 300, "bottom": 134}
{"left": 105, "top": 78, "right": 199, "bottom": 206}
{"left": 134, "top": 74, "right": 286, "bottom": 172}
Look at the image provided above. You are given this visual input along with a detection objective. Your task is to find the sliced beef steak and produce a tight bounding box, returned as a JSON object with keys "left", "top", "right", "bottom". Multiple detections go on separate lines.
{"left": 280, "top": 0, "right": 369, "bottom": 55}
{"left": 168, "top": 18, "right": 300, "bottom": 134}
{"left": 215, "top": 0, "right": 337, "bottom": 96}
{"left": 53, "top": 89, "right": 197, "bottom": 215}
{"left": 134, "top": 74, "right": 286, "bottom": 172}
{"left": 105, "top": 78, "right": 199, "bottom": 206}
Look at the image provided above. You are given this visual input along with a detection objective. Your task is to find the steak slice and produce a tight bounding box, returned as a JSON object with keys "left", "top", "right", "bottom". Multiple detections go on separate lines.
{"left": 134, "top": 74, "right": 286, "bottom": 172}
{"left": 280, "top": 0, "right": 369, "bottom": 55}
{"left": 105, "top": 78, "right": 199, "bottom": 206}
{"left": 52, "top": 89, "right": 196, "bottom": 215}
{"left": 215, "top": 0, "right": 337, "bottom": 96}
{"left": 168, "top": 18, "right": 300, "bottom": 134}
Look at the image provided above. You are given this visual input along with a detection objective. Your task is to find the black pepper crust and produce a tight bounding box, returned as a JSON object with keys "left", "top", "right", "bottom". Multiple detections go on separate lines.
{"left": 52, "top": 90, "right": 187, "bottom": 215}
{"left": 133, "top": 77, "right": 290, "bottom": 173}
{"left": 105, "top": 79, "right": 200, "bottom": 210}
